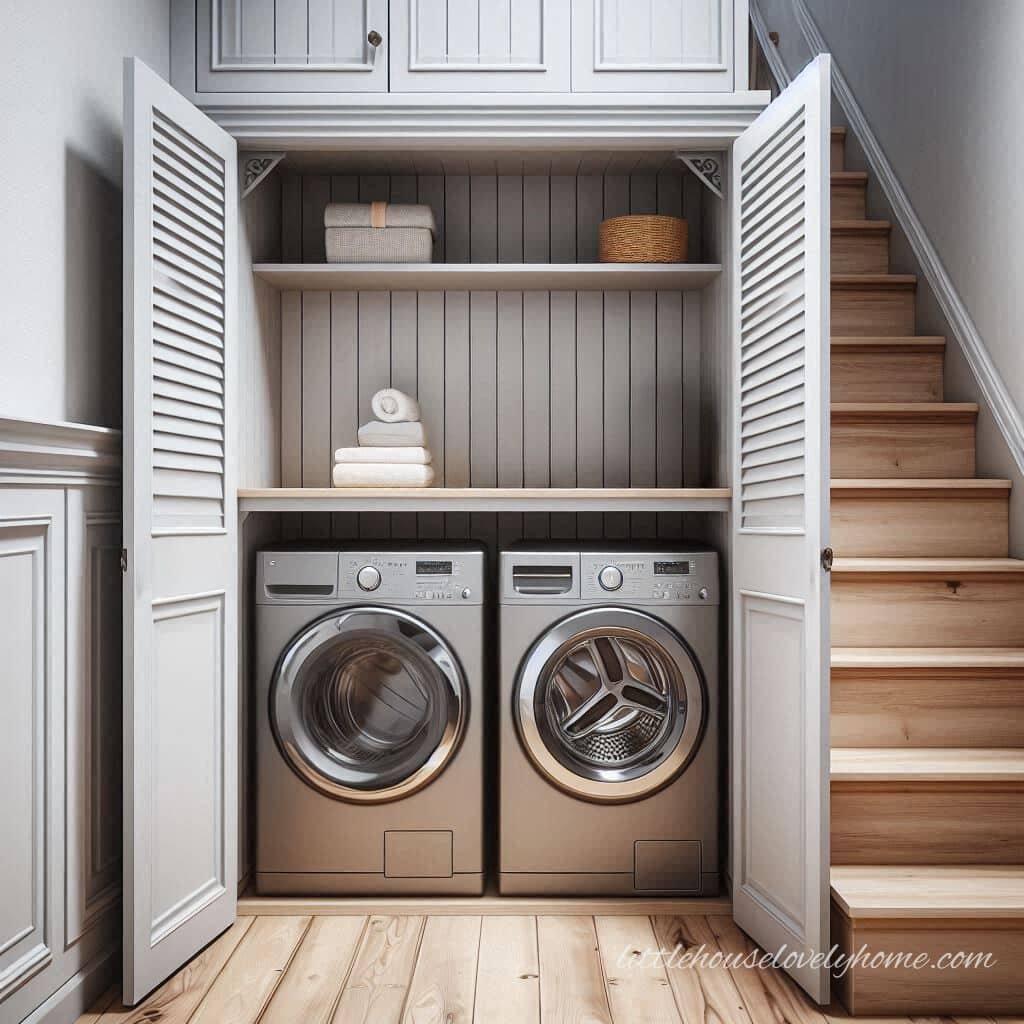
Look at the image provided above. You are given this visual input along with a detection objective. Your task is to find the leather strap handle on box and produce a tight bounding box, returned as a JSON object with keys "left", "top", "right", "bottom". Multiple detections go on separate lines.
{"left": 370, "top": 201, "right": 387, "bottom": 228}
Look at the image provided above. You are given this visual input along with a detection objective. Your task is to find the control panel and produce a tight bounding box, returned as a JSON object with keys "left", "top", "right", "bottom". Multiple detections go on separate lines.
{"left": 580, "top": 551, "right": 719, "bottom": 605}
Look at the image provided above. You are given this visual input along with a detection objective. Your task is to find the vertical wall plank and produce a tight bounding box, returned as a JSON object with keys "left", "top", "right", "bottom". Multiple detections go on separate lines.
{"left": 576, "top": 291, "right": 604, "bottom": 539}
{"left": 522, "top": 292, "right": 550, "bottom": 540}
{"left": 549, "top": 291, "right": 577, "bottom": 538}
{"left": 470, "top": 176, "right": 498, "bottom": 263}
{"left": 522, "top": 177, "right": 550, "bottom": 263}
{"left": 390, "top": 291, "right": 419, "bottom": 539}
{"left": 496, "top": 291, "right": 525, "bottom": 546}
{"left": 576, "top": 176, "right": 604, "bottom": 263}
{"left": 330, "top": 291, "right": 359, "bottom": 539}
{"left": 656, "top": 291, "right": 684, "bottom": 540}
{"left": 417, "top": 292, "right": 446, "bottom": 539}
{"left": 444, "top": 176, "right": 471, "bottom": 263}
{"left": 603, "top": 292, "right": 631, "bottom": 539}
{"left": 444, "top": 291, "right": 471, "bottom": 538}
{"left": 549, "top": 177, "right": 576, "bottom": 263}
{"left": 281, "top": 174, "right": 302, "bottom": 262}
{"left": 470, "top": 291, "right": 498, "bottom": 548}
{"left": 629, "top": 291, "right": 657, "bottom": 538}
{"left": 683, "top": 170, "right": 703, "bottom": 262}
{"left": 682, "top": 293, "right": 702, "bottom": 486}
{"left": 301, "top": 291, "right": 332, "bottom": 537}
{"left": 301, "top": 175, "right": 330, "bottom": 263}
{"left": 358, "top": 291, "right": 391, "bottom": 539}
{"left": 497, "top": 177, "right": 524, "bottom": 263}
{"left": 359, "top": 175, "right": 390, "bottom": 204}
{"left": 418, "top": 176, "right": 446, "bottom": 263}
{"left": 280, "top": 290, "right": 303, "bottom": 539}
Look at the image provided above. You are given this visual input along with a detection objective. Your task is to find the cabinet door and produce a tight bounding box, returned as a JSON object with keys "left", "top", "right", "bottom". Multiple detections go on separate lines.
{"left": 123, "top": 57, "right": 239, "bottom": 1004}
{"left": 390, "top": 0, "right": 570, "bottom": 92}
{"left": 572, "top": 0, "right": 743, "bottom": 91}
{"left": 195, "top": 0, "right": 388, "bottom": 92}
{"left": 730, "top": 55, "right": 831, "bottom": 1004}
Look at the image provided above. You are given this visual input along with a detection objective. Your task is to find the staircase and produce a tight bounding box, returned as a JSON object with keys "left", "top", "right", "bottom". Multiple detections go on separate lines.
{"left": 827, "top": 126, "right": 1024, "bottom": 1017}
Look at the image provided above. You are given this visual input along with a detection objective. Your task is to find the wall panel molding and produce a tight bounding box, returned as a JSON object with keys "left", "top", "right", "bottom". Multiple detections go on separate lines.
{"left": 0, "top": 416, "right": 121, "bottom": 486}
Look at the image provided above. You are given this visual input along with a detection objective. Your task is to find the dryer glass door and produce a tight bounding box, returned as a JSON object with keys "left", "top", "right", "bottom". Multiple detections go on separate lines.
{"left": 271, "top": 607, "right": 466, "bottom": 802}
{"left": 516, "top": 608, "right": 706, "bottom": 802}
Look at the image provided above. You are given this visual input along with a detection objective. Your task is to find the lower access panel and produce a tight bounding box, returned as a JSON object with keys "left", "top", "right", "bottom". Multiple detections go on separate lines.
{"left": 385, "top": 831, "right": 453, "bottom": 878}
{"left": 634, "top": 840, "right": 702, "bottom": 892}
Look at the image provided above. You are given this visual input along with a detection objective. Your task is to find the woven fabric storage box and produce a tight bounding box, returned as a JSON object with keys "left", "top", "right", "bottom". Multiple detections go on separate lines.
{"left": 324, "top": 201, "right": 436, "bottom": 263}
{"left": 598, "top": 214, "right": 688, "bottom": 263}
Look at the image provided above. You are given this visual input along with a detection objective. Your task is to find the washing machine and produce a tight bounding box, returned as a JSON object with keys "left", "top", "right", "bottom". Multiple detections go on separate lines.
{"left": 255, "top": 545, "right": 485, "bottom": 895}
{"left": 499, "top": 545, "right": 720, "bottom": 896}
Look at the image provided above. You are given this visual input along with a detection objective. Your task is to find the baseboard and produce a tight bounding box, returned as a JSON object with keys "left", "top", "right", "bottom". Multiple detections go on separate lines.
{"left": 21, "top": 949, "right": 118, "bottom": 1024}
{"left": 776, "top": 0, "right": 1024, "bottom": 479}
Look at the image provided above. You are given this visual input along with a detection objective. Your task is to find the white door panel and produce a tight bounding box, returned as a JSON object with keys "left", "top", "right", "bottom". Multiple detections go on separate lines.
{"left": 730, "top": 54, "right": 831, "bottom": 1004}
{"left": 123, "top": 57, "right": 238, "bottom": 1005}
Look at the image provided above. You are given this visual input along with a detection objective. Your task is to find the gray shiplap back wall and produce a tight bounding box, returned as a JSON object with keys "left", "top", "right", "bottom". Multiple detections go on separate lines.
{"left": 279, "top": 172, "right": 706, "bottom": 545}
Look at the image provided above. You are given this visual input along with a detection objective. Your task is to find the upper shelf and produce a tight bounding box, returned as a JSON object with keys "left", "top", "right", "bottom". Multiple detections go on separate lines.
{"left": 252, "top": 263, "right": 722, "bottom": 292}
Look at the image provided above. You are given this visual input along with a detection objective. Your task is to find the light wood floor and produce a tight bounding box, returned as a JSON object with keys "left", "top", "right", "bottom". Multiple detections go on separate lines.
{"left": 78, "top": 913, "right": 1023, "bottom": 1023}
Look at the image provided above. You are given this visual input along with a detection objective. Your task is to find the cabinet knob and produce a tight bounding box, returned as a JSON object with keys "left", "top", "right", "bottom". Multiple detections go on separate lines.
{"left": 367, "top": 29, "right": 383, "bottom": 47}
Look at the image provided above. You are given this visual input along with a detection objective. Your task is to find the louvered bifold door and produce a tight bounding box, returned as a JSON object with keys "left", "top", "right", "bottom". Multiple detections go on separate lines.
{"left": 122, "top": 57, "right": 238, "bottom": 1005}
{"left": 729, "top": 55, "right": 831, "bottom": 1004}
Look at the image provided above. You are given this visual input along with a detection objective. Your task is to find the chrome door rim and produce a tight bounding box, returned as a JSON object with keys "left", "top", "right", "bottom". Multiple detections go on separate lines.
{"left": 515, "top": 607, "right": 706, "bottom": 803}
{"left": 271, "top": 607, "right": 467, "bottom": 803}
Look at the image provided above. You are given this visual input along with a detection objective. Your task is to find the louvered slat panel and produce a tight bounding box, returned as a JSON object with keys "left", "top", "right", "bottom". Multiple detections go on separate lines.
{"left": 739, "top": 108, "right": 807, "bottom": 531}
{"left": 149, "top": 111, "right": 226, "bottom": 532}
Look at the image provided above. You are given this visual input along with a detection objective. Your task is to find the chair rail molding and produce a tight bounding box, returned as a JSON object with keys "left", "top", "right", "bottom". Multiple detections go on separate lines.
{"left": 0, "top": 416, "right": 122, "bottom": 486}
{"left": 752, "top": 0, "right": 1024, "bottom": 477}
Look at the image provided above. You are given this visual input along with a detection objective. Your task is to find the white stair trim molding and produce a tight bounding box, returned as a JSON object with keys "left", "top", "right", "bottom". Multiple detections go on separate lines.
{"left": 760, "top": 0, "right": 1024, "bottom": 478}
{"left": 0, "top": 416, "right": 121, "bottom": 486}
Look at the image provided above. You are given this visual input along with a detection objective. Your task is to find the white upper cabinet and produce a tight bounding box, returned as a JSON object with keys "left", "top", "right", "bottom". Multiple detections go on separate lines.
{"left": 192, "top": 0, "right": 389, "bottom": 92}
{"left": 390, "top": 0, "right": 571, "bottom": 92}
{"left": 572, "top": 0, "right": 746, "bottom": 92}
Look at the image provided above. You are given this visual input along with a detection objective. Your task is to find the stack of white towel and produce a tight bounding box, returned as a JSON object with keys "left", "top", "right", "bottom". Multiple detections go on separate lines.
{"left": 333, "top": 389, "right": 435, "bottom": 488}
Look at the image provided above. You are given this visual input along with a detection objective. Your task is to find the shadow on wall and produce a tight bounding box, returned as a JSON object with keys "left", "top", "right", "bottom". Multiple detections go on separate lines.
{"left": 65, "top": 143, "right": 122, "bottom": 430}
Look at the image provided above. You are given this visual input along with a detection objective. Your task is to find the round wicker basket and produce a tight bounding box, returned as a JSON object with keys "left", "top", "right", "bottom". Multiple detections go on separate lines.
{"left": 598, "top": 214, "right": 688, "bottom": 263}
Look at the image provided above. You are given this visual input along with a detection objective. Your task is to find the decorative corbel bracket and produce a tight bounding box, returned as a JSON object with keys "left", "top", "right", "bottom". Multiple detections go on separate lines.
{"left": 675, "top": 152, "right": 724, "bottom": 199}
{"left": 241, "top": 152, "right": 286, "bottom": 198}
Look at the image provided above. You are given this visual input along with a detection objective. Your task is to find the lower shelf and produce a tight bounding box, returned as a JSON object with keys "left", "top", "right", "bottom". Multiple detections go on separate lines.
{"left": 239, "top": 891, "right": 733, "bottom": 917}
{"left": 238, "top": 487, "right": 731, "bottom": 514}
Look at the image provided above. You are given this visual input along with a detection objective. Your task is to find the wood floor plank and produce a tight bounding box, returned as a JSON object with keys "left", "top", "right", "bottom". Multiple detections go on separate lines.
{"left": 78, "top": 985, "right": 119, "bottom": 1022}
{"left": 707, "top": 915, "right": 829, "bottom": 1024}
{"left": 332, "top": 915, "right": 425, "bottom": 1023}
{"left": 96, "top": 917, "right": 255, "bottom": 1023}
{"left": 650, "top": 915, "right": 752, "bottom": 1023}
{"left": 402, "top": 915, "right": 482, "bottom": 1023}
{"left": 537, "top": 916, "right": 613, "bottom": 1024}
{"left": 594, "top": 916, "right": 682, "bottom": 1023}
{"left": 189, "top": 916, "right": 310, "bottom": 1024}
{"left": 260, "top": 916, "right": 367, "bottom": 1024}
{"left": 473, "top": 916, "right": 540, "bottom": 1023}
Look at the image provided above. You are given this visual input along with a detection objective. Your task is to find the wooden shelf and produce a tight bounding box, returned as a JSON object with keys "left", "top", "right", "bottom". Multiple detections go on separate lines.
{"left": 238, "top": 487, "right": 731, "bottom": 514}
{"left": 252, "top": 262, "right": 722, "bottom": 292}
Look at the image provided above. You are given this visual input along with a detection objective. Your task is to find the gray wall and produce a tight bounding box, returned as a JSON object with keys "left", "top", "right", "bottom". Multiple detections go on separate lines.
{"left": 0, "top": 0, "right": 170, "bottom": 429}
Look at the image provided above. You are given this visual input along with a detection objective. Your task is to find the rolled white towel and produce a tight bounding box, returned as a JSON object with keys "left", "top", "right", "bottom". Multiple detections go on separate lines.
{"left": 358, "top": 420, "right": 427, "bottom": 447}
{"left": 333, "top": 463, "right": 435, "bottom": 488}
{"left": 371, "top": 388, "right": 421, "bottom": 423}
{"left": 335, "top": 446, "right": 431, "bottom": 464}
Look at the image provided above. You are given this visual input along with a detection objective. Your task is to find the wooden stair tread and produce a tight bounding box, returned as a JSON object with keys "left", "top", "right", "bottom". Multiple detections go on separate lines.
{"left": 832, "top": 747, "right": 1024, "bottom": 781}
{"left": 831, "top": 402, "right": 978, "bottom": 421}
{"left": 831, "top": 219, "right": 891, "bottom": 233}
{"left": 832, "top": 556, "right": 1024, "bottom": 574}
{"left": 832, "top": 170, "right": 867, "bottom": 182}
{"left": 832, "top": 646, "right": 1024, "bottom": 669}
{"left": 832, "top": 126, "right": 847, "bottom": 138}
{"left": 832, "top": 273, "right": 917, "bottom": 288}
{"left": 830, "top": 335, "right": 944, "bottom": 350}
{"left": 831, "top": 865, "right": 1024, "bottom": 918}
{"left": 831, "top": 477, "right": 1009, "bottom": 491}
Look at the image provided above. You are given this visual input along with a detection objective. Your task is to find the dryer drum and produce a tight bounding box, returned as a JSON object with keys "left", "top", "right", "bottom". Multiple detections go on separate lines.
{"left": 271, "top": 608, "right": 467, "bottom": 803}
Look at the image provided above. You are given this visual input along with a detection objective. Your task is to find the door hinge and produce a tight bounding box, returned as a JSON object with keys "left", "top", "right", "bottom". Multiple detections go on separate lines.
{"left": 821, "top": 547, "right": 834, "bottom": 572}
{"left": 121, "top": 548, "right": 128, "bottom": 573}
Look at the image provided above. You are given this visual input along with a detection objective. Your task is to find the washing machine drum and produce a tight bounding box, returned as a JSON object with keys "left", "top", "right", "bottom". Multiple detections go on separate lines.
{"left": 271, "top": 608, "right": 466, "bottom": 803}
{"left": 516, "top": 607, "right": 706, "bottom": 803}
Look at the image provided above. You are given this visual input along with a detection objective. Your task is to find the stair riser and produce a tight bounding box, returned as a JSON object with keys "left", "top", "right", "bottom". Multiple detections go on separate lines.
{"left": 832, "top": 182, "right": 867, "bottom": 219}
{"left": 831, "top": 350, "right": 943, "bottom": 403}
{"left": 832, "top": 231, "right": 890, "bottom": 274}
{"left": 832, "top": 286, "right": 916, "bottom": 336}
{"left": 832, "top": 672, "right": 1024, "bottom": 747}
{"left": 832, "top": 908, "right": 1024, "bottom": 1016}
{"left": 831, "top": 494, "right": 1008, "bottom": 556}
{"left": 831, "top": 419, "right": 976, "bottom": 478}
{"left": 831, "top": 575, "right": 1024, "bottom": 646}
{"left": 832, "top": 784, "right": 1024, "bottom": 864}
{"left": 831, "top": 136, "right": 845, "bottom": 171}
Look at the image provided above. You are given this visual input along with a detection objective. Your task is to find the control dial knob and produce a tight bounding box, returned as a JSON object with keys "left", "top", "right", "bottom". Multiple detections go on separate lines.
{"left": 356, "top": 565, "right": 382, "bottom": 592}
{"left": 598, "top": 565, "right": 624, "bottom": 592}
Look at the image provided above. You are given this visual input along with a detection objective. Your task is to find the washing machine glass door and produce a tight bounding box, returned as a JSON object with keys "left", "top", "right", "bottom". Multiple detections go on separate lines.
{"left": 516, "top": 607, "right": 706, "bottom": 802}
{"left": 271, "top": 607, "right": 466, "bottom": 803}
